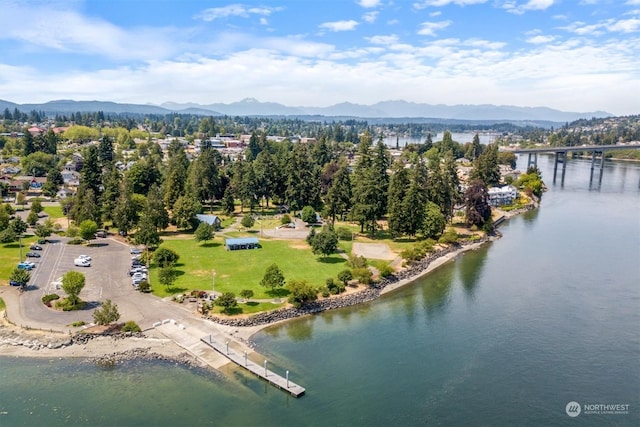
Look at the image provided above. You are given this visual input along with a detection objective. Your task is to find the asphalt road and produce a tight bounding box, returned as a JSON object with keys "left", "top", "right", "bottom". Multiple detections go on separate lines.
{"left": 9, "top": 236, "right": 170, "bottom": 329}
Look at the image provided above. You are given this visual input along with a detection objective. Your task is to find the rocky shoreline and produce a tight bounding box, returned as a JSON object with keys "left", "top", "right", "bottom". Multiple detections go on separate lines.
{"left": 207, "top": 233, "right": 499, "bottom": 328}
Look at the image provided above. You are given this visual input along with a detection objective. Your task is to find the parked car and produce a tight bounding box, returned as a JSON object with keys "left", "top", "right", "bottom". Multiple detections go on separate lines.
{"left": 9, "top": 280, "right": 22, "bottom": 286}
{"left": 95, "top": 230, "right": 107, "bottom": 238}
{"left": 129, "top": 267, "right": 148, "bottom": 276}
{"left": 26, "top": 252, "right": 41, "bottom": 258}
{"left": 130, "top": 248, "right": 143, "bottom": 254}
{"left": 37, "top": 239, "right": 47, "bottom": 244}
{"left": 74, "top": 258, "right": 91, "bottom": 267}
{"left": 17, "top": 262, "right": 33, "bottom": 270}
{"left": 78, "top": 255, "right": 92, "bottom": 261}
{"left": 29, "top": 244, "right": 42, "bottom": 250}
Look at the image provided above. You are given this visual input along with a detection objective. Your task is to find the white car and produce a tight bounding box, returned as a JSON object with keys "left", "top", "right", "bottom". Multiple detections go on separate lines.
{"left": 130, "top": 248, "right": 143, "bottom": 254}
{"left": 74, "top": 258, "right": 91, "bottom": 267}
{"left": 78, "top": 255, "right": 92, "bottom": 261}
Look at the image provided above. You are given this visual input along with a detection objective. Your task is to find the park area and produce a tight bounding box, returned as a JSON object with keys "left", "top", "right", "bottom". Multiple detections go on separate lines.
{"left": 148, "top": 237, "right": 351, "bottom": 300}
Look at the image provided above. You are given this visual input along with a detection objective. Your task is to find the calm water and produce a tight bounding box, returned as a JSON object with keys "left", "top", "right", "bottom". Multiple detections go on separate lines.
{"left": 383, "top": 132, "right": 497, "bottom": 147}
{"left": 1, "top": 155, "right": 639, "bottom": 426}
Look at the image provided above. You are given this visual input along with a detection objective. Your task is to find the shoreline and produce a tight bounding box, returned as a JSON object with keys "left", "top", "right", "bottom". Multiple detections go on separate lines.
{"left": 0, "top": 204, "right": 533, "bottom": 362}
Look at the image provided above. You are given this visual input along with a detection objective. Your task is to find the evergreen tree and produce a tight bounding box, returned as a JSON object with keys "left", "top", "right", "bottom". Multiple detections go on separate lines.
{"left": 470, "top": 143, "right": 500, "bottom": 187}
{"left": 81, "top": 145, "right": 102, "bottom": 198}
{"left": 285, "top": 143, "right": 321, "bottom": 211}
{"left": 113, "top": 180, "right": 139, "bottom": 235}
{"left": 387, "top": 161, "right": 410, "bottom": 238}
{"left": 221, "top": 187, "right": 235, "bottom": 215}
{"left": 144, "top": 184, "right": 170, "bottom": 231}
{"left": 22, "top": 130, "right": 35, "bottom": 156}
{"left": 324, "top": 162, "right": 352, "bottom": 222}
{"left": 98, "top": 135, "right": 114, "bottom": 165}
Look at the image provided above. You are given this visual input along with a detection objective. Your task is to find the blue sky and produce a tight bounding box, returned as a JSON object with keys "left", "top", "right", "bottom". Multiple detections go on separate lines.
{"left": 1, "top": 0, "right": 639, "bottom": 115}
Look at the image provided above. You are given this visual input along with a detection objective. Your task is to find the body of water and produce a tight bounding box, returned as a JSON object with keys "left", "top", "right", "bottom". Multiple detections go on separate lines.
{"left": 383, "top": 132, "right": 497, "bottom": 148}
{"left": 1, "top": 155, "right": 638, "bottom": 426}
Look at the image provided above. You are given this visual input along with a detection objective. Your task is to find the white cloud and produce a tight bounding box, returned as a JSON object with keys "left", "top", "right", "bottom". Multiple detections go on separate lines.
{"left": 526, "top": 35, "right": 555, "bottom": 43}
{"left": 366, "top": 35, "right": 400, "bottom": 45}
{"left": 503, "top": 0, "right": 555, "bottom": 15}
{"left": 608, "top": 18, "right": 640, "bottom": 33}
{"left": 195, "top": 4, "right": 281, "bottom": 21}
{"left": 363, "top": 11, "right": 379, "bottom": 23}
{"left": 319, "top": 20, "right": 359, "bottom": 32}
{"left": 0, "top": 1, "right": 179, "bottom": 61}
{"left": 430, "top": 11, "right": 442, "bottom": 17}
{"left": 357, "top": 0, "right": 382, "bottom": 7}
{"left": 417, "top": 21, "right": 452, "bottom": 36}
{"left": 560, "top": 17, "right": 640, "bottom": 35}
{"left": 626, "top": 0, "right": 640, "bottom": 5}
{"left": 1, "top": 34, "right": 638, "bottom": 115}
{"left": 413, "top": 0, "right": 487, "bottom": 9}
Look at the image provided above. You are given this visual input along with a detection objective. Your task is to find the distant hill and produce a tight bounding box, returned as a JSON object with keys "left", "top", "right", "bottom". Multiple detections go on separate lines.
{"left": 0, "top": 98, "right": 611, "bottom": 122}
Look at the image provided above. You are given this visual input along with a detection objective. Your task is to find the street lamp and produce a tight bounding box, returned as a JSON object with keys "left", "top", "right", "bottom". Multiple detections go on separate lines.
{"left": 212, "top": 269, "right": 216, "bottom": 299}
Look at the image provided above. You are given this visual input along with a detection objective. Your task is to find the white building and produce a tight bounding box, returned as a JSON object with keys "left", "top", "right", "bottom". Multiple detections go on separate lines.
{"left": 488, "top": 185, "right": 518, "bottom": 206}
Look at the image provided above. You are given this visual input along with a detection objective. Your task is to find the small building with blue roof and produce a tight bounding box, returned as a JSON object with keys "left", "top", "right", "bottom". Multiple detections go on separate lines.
{"left": 225, "top": 237, "right": 260, "bottom": 250}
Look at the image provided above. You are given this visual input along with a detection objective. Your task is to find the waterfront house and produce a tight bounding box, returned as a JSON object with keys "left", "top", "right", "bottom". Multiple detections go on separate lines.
{"left": 488, "top": 185, "right": 518, "bottom": 206}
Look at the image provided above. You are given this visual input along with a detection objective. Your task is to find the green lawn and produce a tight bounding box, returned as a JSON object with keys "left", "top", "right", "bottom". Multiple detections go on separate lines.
{"left": 43, "top": 205, "right": 64, "bottom": 219}
{"left": 0, "top": 235, "right": 38, "bottom": 285}
{"left": 149, "top": 238, "right": 348, "bottom": 298}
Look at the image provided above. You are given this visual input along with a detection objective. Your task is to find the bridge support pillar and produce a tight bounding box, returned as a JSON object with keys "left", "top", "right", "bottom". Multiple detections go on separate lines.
{"left": 553, "top": 151, "right": 567, "bottom": 184}
{"left": 590, "top": 150, "right": 606, "bottom": 172}
{"left": 527, "top": 152, "right": 538, "bottom": 168}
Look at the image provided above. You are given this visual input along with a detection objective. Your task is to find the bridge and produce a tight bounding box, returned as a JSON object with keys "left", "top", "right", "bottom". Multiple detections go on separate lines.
{"left": 510, "top": 144, "right": 640, "bottom": 183}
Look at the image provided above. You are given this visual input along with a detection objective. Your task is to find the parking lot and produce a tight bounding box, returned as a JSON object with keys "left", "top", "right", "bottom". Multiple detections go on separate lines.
{"left": 18, "top": 236, "right": 137, "bottom": 326}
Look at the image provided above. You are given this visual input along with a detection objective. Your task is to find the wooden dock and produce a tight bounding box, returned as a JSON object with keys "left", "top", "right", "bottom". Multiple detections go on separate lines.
{"left": 201, "top": 335, "right": 305, "bottom": 398}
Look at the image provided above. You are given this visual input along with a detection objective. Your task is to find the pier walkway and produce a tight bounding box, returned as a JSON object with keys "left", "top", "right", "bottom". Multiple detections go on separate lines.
{"left": 201, "top": 334, "right": 305, "bottom": 397}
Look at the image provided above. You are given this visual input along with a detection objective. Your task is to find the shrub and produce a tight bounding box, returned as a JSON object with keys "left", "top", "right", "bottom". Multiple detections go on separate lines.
{"left": 71, "top": 321, "right": 86, "bottom": 327}
{"left": 353, "top": 267, "right": 373, "bottom": 285}
{"left": 348, "top": 254, "right": 367, "bottom": 269}
{"left": 280, "top": 214, "right": 291, "bottom": 225}
{"left": 378, "top": 264, "right": 394, "bottom": 278}
{"left": 42, "top": 294, "right": 60, "bottom": 306}
{"left": 320, "top": 287, "right": 330, "bottom": 298}
{"left": 239, "top": 289, "right": 254, "bottom": 300}
{"left": 335, "top": 226, "right": 352, "bottom": 241}
{"left": 438, "top": 228, "right": 459, "bottom": 244}
{"left": 121, "top": 321, "right": 141, "bottom": 333}
{"left": 137, "top": 280, "right": 150, "bottom": 293}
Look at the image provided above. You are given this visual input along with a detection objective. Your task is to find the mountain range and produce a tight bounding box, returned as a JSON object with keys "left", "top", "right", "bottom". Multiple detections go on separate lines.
{"left": 0, "top": 98, "right": 611, "bottom": 123}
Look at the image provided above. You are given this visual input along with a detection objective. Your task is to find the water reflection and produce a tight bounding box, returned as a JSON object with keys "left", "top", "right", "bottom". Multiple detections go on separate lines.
{"left": 419, "top": 268, "right": 454, "bottom": 317}
{"left": 284, "top": 316, "right": 314, "bottom": 341}
{"left": 457, "top": 246, "right": 490, "bottom": 299}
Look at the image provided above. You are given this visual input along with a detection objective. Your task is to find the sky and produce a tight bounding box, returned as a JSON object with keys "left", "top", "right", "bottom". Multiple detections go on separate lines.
{"left": 0, "top": 0, "right": 639, "bottom": 115}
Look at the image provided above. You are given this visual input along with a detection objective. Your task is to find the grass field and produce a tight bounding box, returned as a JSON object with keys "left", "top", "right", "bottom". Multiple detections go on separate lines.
{"left": 0, "top": 234, "right": 38, "bottom": 285}
{"left": 149, "top": 237, "right": 349, "bottom": 298}
{"left": 43, "top": 205, "right": 64, "bottom": 219}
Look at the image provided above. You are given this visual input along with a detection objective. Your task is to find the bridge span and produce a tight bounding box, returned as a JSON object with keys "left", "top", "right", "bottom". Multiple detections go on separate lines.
{"left": 509, "top": 144, "right": 640, "bottom": 183}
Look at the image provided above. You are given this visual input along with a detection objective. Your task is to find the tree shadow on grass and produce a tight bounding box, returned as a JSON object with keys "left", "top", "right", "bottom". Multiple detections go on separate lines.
{"left": 267, "top": 288, "right": 291, "bottom": 298}
{"left": 4, "top": 243, "right": 20, "bottom": 248}
{"left": 200, "top": 242, "right": 221, "bottom": 248}
{"left": 244, "top": 301, "right": 259, "bottom": 307}
{"left": 222, "top": 307, "right": 244, "bottom": 315}
{"left": 174, "top": 270, "right": 186, "bottom": 277}
{"left": 166, "top": 286, "right": 188, "bottom": 294}
{"left": 317, "top": 256, "right": 347, "bottom": 264}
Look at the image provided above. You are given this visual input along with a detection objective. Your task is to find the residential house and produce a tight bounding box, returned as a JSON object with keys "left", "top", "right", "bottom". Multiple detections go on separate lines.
{"left": 196, "top": 214, "right": 222, "bottom": 230}
{"left": 488, "top": 185, "right": 518, "bottom": 207}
